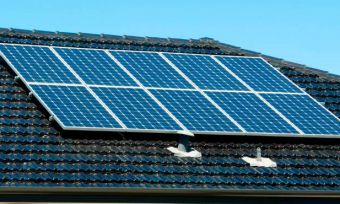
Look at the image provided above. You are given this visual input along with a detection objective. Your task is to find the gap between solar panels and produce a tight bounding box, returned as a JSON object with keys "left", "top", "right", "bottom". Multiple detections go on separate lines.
{"left": 0, "top": 43, "right": 339, "bottom": 141}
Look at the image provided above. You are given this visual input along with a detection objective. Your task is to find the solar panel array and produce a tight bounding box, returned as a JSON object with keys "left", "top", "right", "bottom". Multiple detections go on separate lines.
{"left": 0, "top": 43, "right": 339, "bottom": 137}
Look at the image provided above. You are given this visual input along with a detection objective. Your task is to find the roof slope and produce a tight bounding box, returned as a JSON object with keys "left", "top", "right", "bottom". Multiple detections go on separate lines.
{"left": 0, "top": 29, "right": 339, "bottom": 196}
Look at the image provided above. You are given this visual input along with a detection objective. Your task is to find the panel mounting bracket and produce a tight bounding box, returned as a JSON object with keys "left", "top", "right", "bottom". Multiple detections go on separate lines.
{"left": 49, "top": 115, "right": 54, "bottom": 122}
{"left": 14, "top": 75, "right": 21, "bottom": 83}
{"left": 28, "top": 91, "right": 34, "bottom": 98}
{"left": 176, "top": 130, "right": 194, "bottom": 137}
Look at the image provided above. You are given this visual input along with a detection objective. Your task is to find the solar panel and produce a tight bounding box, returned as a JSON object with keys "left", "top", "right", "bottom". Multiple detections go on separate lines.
{"left": 0, "top": 44, "right": 80, "bottom": 83}
{"left": 163, "top": 53, "right": 248, "bottom": 91}
{"left": 92, "top": 87, "right": 182, "bottom": 131}
{"left": 215, "top": 56, "right": 302, "bottom": 93}
{"left": 207, "top": 91, "right": 298, "bottom": 133}
{"left": 262, "top": 94, "right": 340, "bottom": 135}
{"left": 30, "top": 85, "right": 123, "bottom": 129}
{"left": 54, "top": 48, "right": 137, "bottom": 86}
{"left": 150, "top": 89, "right": 242, "bottom": 133}
{"left": 110, "top": 51, "right": 193, "bottom": 89}
{"left": 1, "top": 43, "right": 339, "bottom": 137}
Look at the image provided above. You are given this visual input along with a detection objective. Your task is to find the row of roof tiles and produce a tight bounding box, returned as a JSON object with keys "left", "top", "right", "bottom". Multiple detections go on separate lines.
{"left": 0, "top": 32, "right": 339, "bottom": 192}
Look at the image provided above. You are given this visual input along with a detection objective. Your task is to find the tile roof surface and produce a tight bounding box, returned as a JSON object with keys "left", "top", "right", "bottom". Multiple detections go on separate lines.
{"left": 0, "top": 28, "right": 339, "bottom": 194}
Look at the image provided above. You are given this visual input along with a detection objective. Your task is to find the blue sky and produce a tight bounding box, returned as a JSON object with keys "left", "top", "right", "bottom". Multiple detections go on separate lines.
{"left": 2, "top": 0, "right": 340, "bottom": 75}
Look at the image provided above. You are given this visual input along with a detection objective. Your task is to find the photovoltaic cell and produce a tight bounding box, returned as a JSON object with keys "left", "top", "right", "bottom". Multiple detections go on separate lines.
{"left": 0, "top": 44, "right": 80, "bottom": 83}
{"left": 262, "top": 94, "right": 340, "bottom": 135}
{"left": 30, "top": 85, "right": 122, "bottom": 129}
{"left": 93, "top": 87, "right": 182, "bottom": 130}
{"left": 110, "top": 51, "right": 193, "bottom": 89}
{"left": 207, "top": 92, "right": 298, "bottom": 133}
{"left": 216, "top": 56, "right": 302, "bottom": 93}
{"left": 164, "top": 53, "right": 248, "bottom": 91}
{"left": 150, "top": 89, "right": 241, "bottom": 132}
{"left": 55, "top": 48, "right": 137, "bottom": 86}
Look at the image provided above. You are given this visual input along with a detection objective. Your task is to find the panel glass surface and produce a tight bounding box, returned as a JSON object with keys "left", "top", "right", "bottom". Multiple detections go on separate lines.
{"left": 216, "top": 56, "right": 302, "bottom": 93}
{"left": 93, "top": 87, "right": 182, "bottom": 130}
{"left": 0, "top": 44, "right": 80, "bottom": 83}
{"left": 55, "top": 48, "right": 137, "bottom": 86}
{"left": 150, "top": 89, "right": 242, "bottom": 132}
{"left": 207, "top": 92, "right": 298, "bottom": 133}
{"left": 31, "top": 85, "right": 122, "bottom": 128}
{"left": 164, "top": 53, "right": 248, "bottom": 91}
{"left": 110, "top": 51, "right": 193, "bottom": 89}
{"left": 2, "top": 44, "right": 339, "bottom": 137}
{"left": 262, "top": 94, "right": 340, "bottom": 135}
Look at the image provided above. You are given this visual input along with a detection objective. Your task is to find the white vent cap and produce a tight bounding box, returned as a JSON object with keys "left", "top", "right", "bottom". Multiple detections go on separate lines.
{"left": 167, "top": 147, "right": 202, "bottom": 158}
{"left": 242, "top": 156, "right": 277, "bottom": 168}
{"left": 242, "top": 147, "right": 277, "bottom": 167}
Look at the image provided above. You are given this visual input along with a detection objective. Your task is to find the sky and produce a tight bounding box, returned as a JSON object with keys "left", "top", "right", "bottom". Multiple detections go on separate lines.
{"left": 2, "top": 0, "right": 340, "bottom": 75}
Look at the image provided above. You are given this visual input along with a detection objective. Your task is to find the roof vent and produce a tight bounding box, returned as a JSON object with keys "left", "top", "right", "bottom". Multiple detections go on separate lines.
{"left": 242, "top": 147, "right": 277, "bottom": 167}
{"left": 167, "top": 134, "right": 201, "bottom": 158}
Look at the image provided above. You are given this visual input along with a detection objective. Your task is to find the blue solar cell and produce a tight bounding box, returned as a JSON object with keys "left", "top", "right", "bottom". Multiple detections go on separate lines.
{"left": 262, "top": 94, "right": 340, "bottom": 135}
{"left": 0, "top": 44, "right": 80, "bottom": 83}
{"left": 92, "top": 87, "right": 182, "bottom": 130}
{"left": 164, "top": 53, "right": 248, "bottom": 91}
{"left": 30, "top": 85, "right": 122, "bottom": 129}
{"left": 216, "top": 56, "right": 302, "bottom": 93}
{"left": 150, "top": 90, "right": 241, "bottom": 132}
{"left": 55, "top": 48, "right": 137, "bottom": 86}
{"left": 110, "top": 51, "right": 193, "bottom": 89}
{"left": 207, "top": 92, "right": 298, "bottom": 133}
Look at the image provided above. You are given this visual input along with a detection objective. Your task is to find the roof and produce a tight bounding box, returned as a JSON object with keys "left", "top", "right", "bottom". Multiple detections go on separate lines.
{"left": 0, "top": 28, "right": 339, "bottom": 198}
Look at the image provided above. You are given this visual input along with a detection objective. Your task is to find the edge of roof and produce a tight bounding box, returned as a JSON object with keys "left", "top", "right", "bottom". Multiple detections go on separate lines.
{"left": 0, "top": 187, "right": 339, "bottom": 198}
{"left": 0, "top": 27, "right": 339, "bottom": 82}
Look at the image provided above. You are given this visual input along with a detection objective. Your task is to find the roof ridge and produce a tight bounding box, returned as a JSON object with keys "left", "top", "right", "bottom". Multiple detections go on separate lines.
{"left": 0, "top": 27, "right": 339, "bottom": 82}
{"left": 0, "top": 27, "right": 215, "bottom": 45}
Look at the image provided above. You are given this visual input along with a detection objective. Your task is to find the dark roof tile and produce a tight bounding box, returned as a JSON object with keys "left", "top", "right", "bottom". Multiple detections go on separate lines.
{"left": 0, "top": 31, "right": 339, "bottom": 193}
